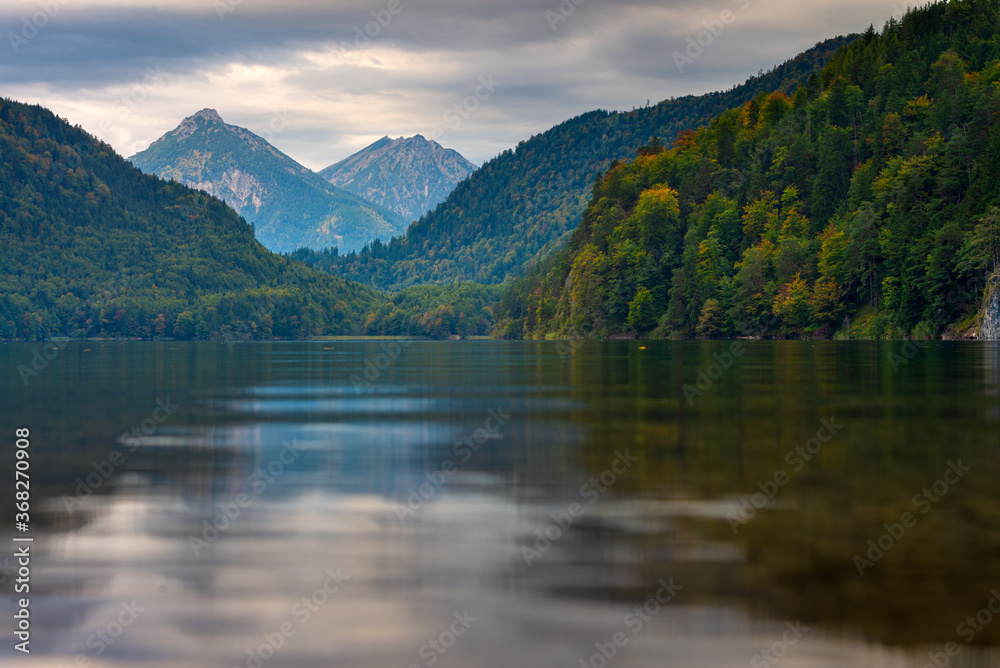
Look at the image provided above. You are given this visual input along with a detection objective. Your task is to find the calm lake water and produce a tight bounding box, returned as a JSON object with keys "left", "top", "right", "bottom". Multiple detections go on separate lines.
{"left": 1, "top": 340, "right": 999, "bottom": 668}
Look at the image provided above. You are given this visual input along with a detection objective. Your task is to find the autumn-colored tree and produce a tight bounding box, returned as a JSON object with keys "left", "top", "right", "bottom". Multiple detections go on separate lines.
{"left": 696, "top": 299, "right": 724, "bottom": 339}
{"left": 773, "top": 274, "right": 812, "bottom": 328}
{"left": 778, "top": 186, "right": 810, "bottom": 238}
{"left": 153, "top": 313, "right": 168, "bottom": 337}
{"left": 742, "top": 191, "right": 779, "bottom": 242}
{"left": 811, "top": 279, "right": 845, "bottom": 324}
{"left": 818, "top": 222, "right": 849, "bottom": 285}
{"left": 761, "top": 92, "right": 792, "bottom": 127}
{"left": 625, "top": 185, "right": 681, "bottom": 256}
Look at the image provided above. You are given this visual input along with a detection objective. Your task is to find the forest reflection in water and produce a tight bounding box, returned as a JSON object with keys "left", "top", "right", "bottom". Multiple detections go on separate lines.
{"left": 0, "top": 340, "right": 998, "bottom": 667}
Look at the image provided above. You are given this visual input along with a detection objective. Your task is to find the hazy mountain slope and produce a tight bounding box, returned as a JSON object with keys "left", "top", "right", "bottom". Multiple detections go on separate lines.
{"left": 128, "top": 109, "right": 404, "bottom": 253}
{"left": 319, "top": 134, "right": 477, "bottom": 223}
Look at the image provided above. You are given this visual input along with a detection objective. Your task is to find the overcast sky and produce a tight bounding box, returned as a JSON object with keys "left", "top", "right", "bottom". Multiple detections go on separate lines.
{"left": 0, "top": 0, "right": 909, "bottom": 169}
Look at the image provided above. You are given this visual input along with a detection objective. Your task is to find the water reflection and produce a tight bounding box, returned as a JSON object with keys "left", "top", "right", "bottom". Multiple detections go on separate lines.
{"left": 0, "top": 341, "right": 998, "bottom": 667}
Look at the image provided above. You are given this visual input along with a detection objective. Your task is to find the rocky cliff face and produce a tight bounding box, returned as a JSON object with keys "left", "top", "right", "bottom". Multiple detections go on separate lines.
{"left": 128, "top": 109, "right": 404, "bottom": 253}
{"left": 979, "top": 270, "right": 1000, "bottom": 340}
{"left": 319, "top": 135, "right": 477, "bottom": 224}
{"left": 188, "top": 168, "right": 263, "bottom": 213}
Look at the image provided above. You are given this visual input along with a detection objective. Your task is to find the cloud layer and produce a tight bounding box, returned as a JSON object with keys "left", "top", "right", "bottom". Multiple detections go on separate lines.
{"left": 1, "top": 0, "right": 907, "bottom": 168}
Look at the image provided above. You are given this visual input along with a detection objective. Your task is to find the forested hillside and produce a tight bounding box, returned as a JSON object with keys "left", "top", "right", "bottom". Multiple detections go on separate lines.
{"left": 0, "top": 99, "right": 380, "bottom": 341}
{"left": 494, "top": 1, "right": 1000, "bottom": 340}
{"left": 298, "top": 35, "right": 856, "bottom": 291}
{"left": 360, "top": 282, "right": 504, "bottom": 338}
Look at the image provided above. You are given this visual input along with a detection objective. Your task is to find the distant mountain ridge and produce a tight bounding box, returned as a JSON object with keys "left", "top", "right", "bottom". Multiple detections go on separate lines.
{"left": 128, "top": 109, "right": 404, "bottom": 254}
{"left": 319, "top": 134, "right": 477, "bottom": 224}
{"left": 294, "top": 35, "right": 858, "bottom": 291}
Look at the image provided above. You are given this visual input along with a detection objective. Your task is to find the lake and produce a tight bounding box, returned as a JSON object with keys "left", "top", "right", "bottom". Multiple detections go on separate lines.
{"left": 1, "top": 340, "right": 999, "bottom": 668}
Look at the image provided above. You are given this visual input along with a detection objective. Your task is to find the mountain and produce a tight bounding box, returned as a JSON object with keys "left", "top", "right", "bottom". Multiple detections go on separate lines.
{"left": 0, "top": 98, "right": 381, "bottom": 341}
{"left": 319, "top": 135, "right": 477, "bottom": 224}
{"left": 493, "top": 0, "right": 1000, "bottom": 341}
{"left": 128, "top": 109, "right": 404, "bottom": 254}
{"left": 294, "top": 35, "right": 857, "bottom": 291}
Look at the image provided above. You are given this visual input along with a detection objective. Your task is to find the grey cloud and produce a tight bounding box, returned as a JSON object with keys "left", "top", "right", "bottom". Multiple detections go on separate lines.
{"left": 0, "top": 0, "right": 710, "bottom": 85}
{"left": 0, "top": 0, "right": 902, "bottom": 167}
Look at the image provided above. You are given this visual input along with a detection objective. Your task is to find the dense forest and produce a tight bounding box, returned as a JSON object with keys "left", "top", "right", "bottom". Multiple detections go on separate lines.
{"left": 494, "top": 0, "right": 1000, "bottom": 340}
{"left": 296, "top": 35, "right": 856, "bottom": 291}
{"left": 360, "top": 282, "right": 504, "bottom": 338}
{"left": 9, "top": 0, "right": 1000, "bottom": 343}
{"left": 0, "top": 99, "right": 382, "bottom": 341}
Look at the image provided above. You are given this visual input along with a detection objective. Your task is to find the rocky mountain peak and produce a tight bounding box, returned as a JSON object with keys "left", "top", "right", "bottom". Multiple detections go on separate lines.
{"left": 319, "top": 134, "right": 477, "bottom": 223}
{"left": 128, "top": 110, "right": 405, "bottom": 253}
{"left": 188, "top": 108, "right": 225, "bottom": 124}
